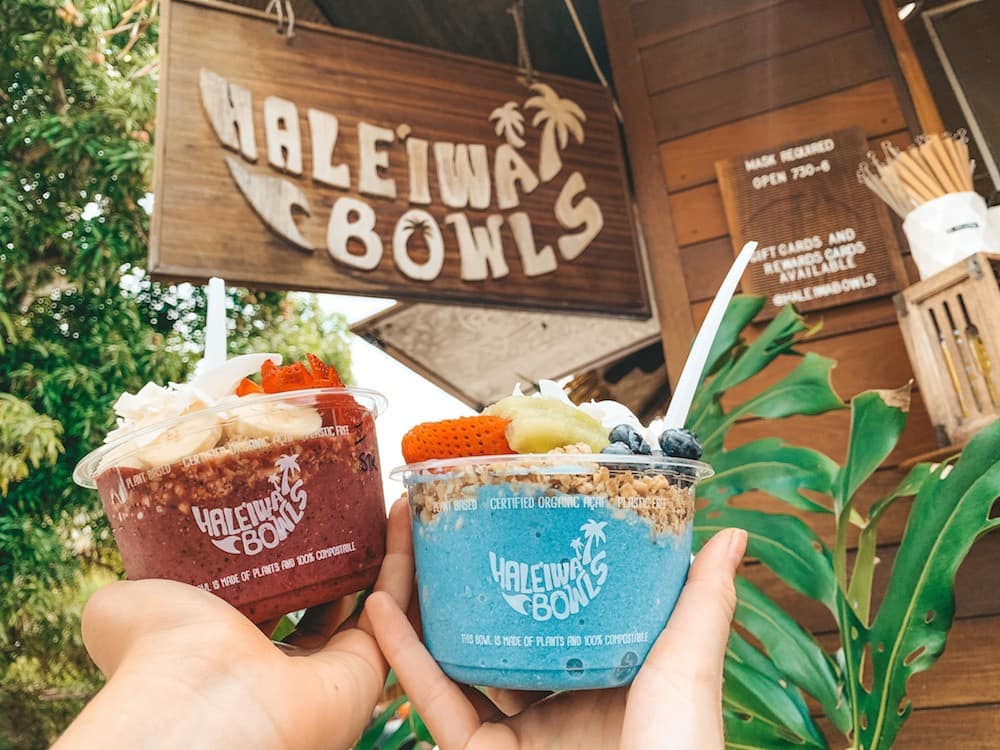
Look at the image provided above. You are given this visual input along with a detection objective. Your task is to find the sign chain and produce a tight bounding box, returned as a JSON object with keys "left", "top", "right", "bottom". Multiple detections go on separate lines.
{"left": 507, "top": 0, "right": 535, "bottom": 86}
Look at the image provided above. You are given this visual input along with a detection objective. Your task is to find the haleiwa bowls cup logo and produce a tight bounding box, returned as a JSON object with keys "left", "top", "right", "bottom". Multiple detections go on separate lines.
{"left": 191, "top": 453, "right": 308, "bottom": 555}
{"left": 489, "top": 518, "right": 609, "bottom": 622}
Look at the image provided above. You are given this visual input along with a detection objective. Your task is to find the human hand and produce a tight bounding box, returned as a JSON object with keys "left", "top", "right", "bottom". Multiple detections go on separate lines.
{"left": 365, "top": 514, "right": 747, "bottom": 750}
{"left": 55, "top": 500, "right": 413, "bottom": 750}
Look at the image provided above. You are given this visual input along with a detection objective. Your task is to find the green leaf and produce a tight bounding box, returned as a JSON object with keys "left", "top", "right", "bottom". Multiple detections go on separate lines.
{"left": 409, "top": 708, "right": 434, "bottom": 743}
{"left": 0, "top": 393, "right": 64, "bottom": 496}
{"left": 714, "top": 304, "right": 811, "bottom": 395}
{"left": 696, "top": 507, "right": 836, "bottom": 612}
{"left": 702, "top": 354, "right": 844, "bottom": 451}
{"left": 856, "top": 419, "right": 1000, "bottom": 750}
{"left": 0, "top": 310, "right": 17, "bottom": 350}
{"left": 723, "top": 709, "right": 824, "bottom": 750}
{"left": 834, "top": 386, "right": 911, "bottom": 514}
{"left": 724, "top": 659, "right": 826, "bottom": 749}
{"left": 847, "top": 463, "right": 932, "bottom": 623}
{"left": 833, "top": 386, "right": 911, "bottom": 591}
{"left": 691, "top": 301, "right": 809, "bottom": 436}
{"left": 268, "top": 613, "right": 298, "bottom": 642}
{"left": 380, "top": 718, "right": 417, "bottom": 750}
{"left": 702, "top": 295, "right": 766, "bottom": 381}
{"left": 698, "top": 438, "right": 838, "bottom": 514}
{"left": 735, "top": 577, "right": 849, "bottom": 733}
{"left": 722, "top": 631, "right": 825, "bottom": 747}
{"left": 735, "top": 353, "right": 845, "bottom": 421}
{"left": 354, "top": 697, "right": 407, "bottom": 750}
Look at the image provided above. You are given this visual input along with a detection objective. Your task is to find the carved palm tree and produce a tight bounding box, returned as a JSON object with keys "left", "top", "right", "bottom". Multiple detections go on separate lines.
{"left": 489, "top": 101, "right": 526, "bottom": 148}
{"left": 524, "top": 83, "right": 586, "bottom": 182}
{"left": 580, "top": 519, "right": 608, "bottom": 564}
{"left": 570, "top": 537, "right": 584, "bottom": 559}
{"left": 267, "top": 473, "right": 281, "bottom": 489}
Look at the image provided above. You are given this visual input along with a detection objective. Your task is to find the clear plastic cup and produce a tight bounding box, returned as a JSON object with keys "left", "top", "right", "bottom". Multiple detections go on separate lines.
{"left": 75, "top": 388, "right": 388, "bottom": 623}
{"left": 392, "top": 453, "right": 713, "bottom": 691}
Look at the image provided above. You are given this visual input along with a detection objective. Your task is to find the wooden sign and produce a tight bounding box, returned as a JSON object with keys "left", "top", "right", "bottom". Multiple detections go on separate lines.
{"left": 150, "top": 0, "right": 649, "bottom": 317}
{"left": 715, "top": 126, "right": 907, "bottom": 319}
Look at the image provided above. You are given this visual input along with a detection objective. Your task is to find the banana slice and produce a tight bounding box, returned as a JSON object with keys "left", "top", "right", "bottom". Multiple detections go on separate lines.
{"left": 136, "top": 411, "right": 223, "bottom": 467}
{"left": 227, "top": 399, "right": 322, "bottom": 441}
{"left": 96, "top": 440, "right": 148, "bottom": 475}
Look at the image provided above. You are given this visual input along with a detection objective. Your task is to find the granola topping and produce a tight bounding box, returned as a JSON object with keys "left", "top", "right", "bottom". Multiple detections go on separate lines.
{"left": 408, "top": 459, "right": 694, "bottom": 536}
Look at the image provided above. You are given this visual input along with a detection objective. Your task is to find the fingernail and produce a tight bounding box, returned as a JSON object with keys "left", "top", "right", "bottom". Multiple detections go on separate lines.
{"left": 727, "top": 528, "right": 748, "bottom": 567}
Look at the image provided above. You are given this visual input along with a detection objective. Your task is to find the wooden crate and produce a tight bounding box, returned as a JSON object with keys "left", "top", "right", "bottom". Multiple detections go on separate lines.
{"left": 894, "top": 253, "right": 1000, "bottom": 446}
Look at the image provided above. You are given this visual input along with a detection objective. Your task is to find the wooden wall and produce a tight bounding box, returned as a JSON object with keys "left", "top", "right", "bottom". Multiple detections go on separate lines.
{"left": 602, "top": 1, "right": 999, "bottom": 747}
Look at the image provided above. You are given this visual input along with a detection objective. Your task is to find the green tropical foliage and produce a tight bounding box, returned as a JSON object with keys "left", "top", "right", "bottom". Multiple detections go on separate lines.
{"left": 0, "top": 2, "right": 352, "bottom": 746}
{"left": 691, "top": 296, "right": 1000, "bottom": 750}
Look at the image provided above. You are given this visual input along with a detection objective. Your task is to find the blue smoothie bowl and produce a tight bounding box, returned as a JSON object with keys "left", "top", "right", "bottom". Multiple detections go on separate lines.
{"left": 392, "top": 453, "right": 713, "bottom": 691}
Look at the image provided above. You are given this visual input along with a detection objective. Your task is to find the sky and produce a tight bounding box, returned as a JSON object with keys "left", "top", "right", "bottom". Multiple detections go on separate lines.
{"left": 317, "top": 293, "right": 475, "bottom": 504}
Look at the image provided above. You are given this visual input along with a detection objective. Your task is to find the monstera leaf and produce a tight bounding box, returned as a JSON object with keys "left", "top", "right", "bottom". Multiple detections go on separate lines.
{"left": 697, "top": 507, "right": 836, "bottom": 612}
{"left": 848, "top": 462, "right": 932, "bottom": 622}
{"left": 687, "top": 298, "right": 1000, "bottom": 750}
{"left": 723, "top": 709, "right": 825, "bottom": 750}
{"left": 734, "top": 577, "right": 850, "bottom": 733}
{"left": 700, "top": 295, "right": 766, "bottom": 382}
{"left": 724, "top": 631, "right": 827, "bottom": 749}
{"left": 852, "top": 419, "right": 1000, "bottom": 750}
{"left": 699, "top": 353, "right": 844, "bottom": 454}
{"left": 699, "top": 438, "right": 838, "bottom": 515}
{"left": 690, "top": 301, "right": 821, "bottom": 439}
{"left": 724, "top": 655, "right": 826, "bottom": 747}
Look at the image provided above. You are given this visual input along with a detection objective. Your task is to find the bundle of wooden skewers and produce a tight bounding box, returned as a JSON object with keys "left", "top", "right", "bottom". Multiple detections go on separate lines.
{"left": 857, "top": 130, "right": 975, "bottom": 219}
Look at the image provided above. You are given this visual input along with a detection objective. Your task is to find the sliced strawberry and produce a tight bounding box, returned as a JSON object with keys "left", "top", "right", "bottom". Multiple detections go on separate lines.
{"left": 401, "top": 416, "right": 514, "bottom": 463}
{"left": 236, "top": 377, "right": 263, "bottom": 396}
{"left": 275, "top": 362, "right": 313, "bottom": 392}
{"left": 257, "top": 354, "right": 348, "bottom": 397}
{"left": 306, "top": 353, "right": 331, "bottom": 383}
{"left": 260, "top": 359, "right": 280, "bottom": 392}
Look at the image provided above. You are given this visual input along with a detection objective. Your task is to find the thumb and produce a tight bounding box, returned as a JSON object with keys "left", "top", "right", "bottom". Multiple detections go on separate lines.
{"left": 649, "top": 527, "right": 746, "bottom": 678}
{"left": 82, "top": 579, "right": 255, "bottom": 677}
{"left": 623, "top": 528, "right": 746, "bottom": 750}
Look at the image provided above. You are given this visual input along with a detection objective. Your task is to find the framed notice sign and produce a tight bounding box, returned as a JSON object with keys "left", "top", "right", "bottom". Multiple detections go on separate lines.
{"left": 715, "top": 127, "right": 907, "bottom": 319}
{"left": 150, "top": 0, "right": 649, "bottom": 317}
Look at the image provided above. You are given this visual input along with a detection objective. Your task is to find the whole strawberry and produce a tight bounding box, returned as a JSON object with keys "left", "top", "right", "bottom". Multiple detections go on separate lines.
{"left": 402, "top": 416, "right": 514, "bottom": 463}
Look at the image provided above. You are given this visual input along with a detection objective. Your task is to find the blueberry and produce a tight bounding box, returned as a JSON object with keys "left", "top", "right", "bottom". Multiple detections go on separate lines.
{"left": 658, "top": 428, "right": 703, "bottom": 460}
{"left": 609, "top": 424, "right": 635, "bottom": 443}
{"left": 608, "top": 424, "right": 651, "bottom": 454}
{"left": 601, "top": 441, "right": 632, "bottom": 455}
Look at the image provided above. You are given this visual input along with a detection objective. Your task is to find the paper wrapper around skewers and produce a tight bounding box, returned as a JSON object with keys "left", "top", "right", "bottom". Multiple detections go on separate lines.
{"left": 858, "top": 130, "right": 1000, "bottom": 280}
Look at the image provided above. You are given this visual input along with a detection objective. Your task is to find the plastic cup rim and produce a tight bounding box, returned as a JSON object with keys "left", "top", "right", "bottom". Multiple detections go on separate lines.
{"left": 73, "top": 386, "right": 387, "bottom": 489}
{"left": 389, "top": 453, "right": 714, "bottom": 482}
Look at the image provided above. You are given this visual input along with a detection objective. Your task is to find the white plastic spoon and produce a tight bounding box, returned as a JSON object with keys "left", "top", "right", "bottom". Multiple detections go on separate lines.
{"left": 203, "top": 276, "right": 228, "bottom": 371}
{"left": 190, "top": 277, "right": 283, "bottom": 401}
{"left": 661, "top": 240, "right": 758, "bottom": 431}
